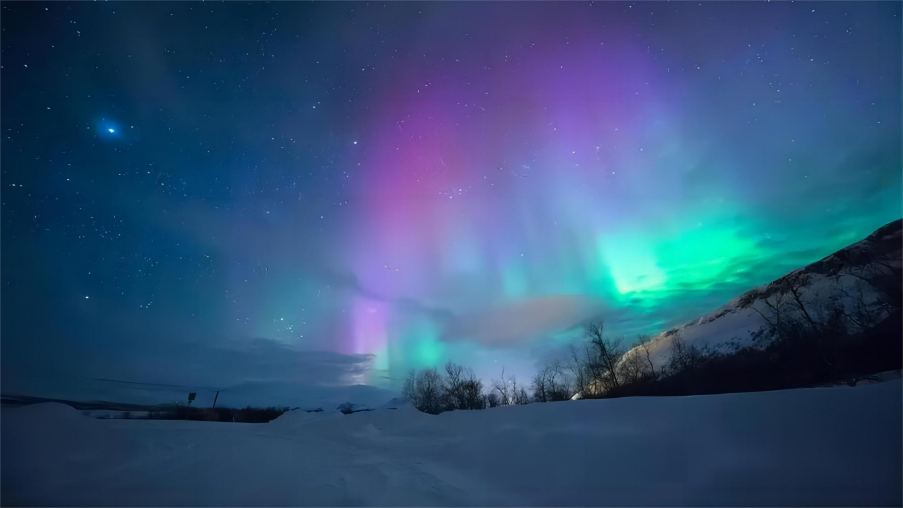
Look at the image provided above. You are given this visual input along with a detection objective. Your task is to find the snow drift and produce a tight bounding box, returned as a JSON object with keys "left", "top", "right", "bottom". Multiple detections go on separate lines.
{"left": 3, "top": 381, "right": 900, "bottom": 506}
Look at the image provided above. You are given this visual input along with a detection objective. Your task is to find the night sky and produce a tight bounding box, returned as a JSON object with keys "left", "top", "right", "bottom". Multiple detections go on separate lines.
{"left": 2, "top": 2, "right": 901, "bottom": 399}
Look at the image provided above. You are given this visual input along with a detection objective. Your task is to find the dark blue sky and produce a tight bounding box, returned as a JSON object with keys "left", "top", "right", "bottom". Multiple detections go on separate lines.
{"left": 2, "top": 2, "right": 900, "bottom": 401}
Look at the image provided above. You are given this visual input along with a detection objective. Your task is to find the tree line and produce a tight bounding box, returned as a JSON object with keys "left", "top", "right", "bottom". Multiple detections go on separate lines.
{"left": 402, "top": 321, "right": 672, "bottom": 414}
{"left": 402, "top": 250, "right": 902, "bottom": 414}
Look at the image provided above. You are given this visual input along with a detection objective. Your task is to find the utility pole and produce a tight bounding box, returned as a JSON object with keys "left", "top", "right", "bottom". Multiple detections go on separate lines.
{"left": 212, "top": 390, "right": 220, "bottom": 409}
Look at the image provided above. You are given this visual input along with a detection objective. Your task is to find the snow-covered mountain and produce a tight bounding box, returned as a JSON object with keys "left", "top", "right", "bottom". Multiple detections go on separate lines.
{"left": 631, "top": 219, "right": 902, "bottom": 370}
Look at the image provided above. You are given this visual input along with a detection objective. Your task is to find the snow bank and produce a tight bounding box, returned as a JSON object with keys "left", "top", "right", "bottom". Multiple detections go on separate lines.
{"left": 3, "top": 382, "right": 900, "bottom": 506}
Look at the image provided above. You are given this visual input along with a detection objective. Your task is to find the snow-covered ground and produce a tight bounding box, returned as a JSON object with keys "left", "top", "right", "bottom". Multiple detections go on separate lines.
{"left": 3, "top": 381, "right": 900, "bottom": 507}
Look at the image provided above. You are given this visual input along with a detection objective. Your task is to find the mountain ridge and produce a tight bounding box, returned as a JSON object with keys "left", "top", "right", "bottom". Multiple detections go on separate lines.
{"left": 632, "top": 219, "right": 902, "bottom": 370}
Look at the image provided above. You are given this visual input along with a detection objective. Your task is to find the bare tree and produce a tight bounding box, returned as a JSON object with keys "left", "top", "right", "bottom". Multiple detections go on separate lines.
{"left": 452, "top": 364, "right": 486, "bottom": 410}
{"left": 837, "top": 280, "right": 879, "bottom": 332}
{"left": 849, "top": 253, "right": 903, "bottom": 316}
{"left": 586, "top": 322, "right": 625, "bottom": 392}
{"left": 531, "top": 367, "right": 550, "bottom": 403}
{"left": 459, "top": 375, "right": 486, "bottom": 410}
{"left": 546, "top": 361, "right": 573, "bottom": 401}
{"left": 637, "top": 334, "right": 657, "bottom": 379}
{"left": 402, "top": 369, "right": 418, "bottom": 403}
{"left": 666, "top": 333, "right": 705, "bottom": 375}
{"left": 443, "top": 361, "right": 466, "bottom": 410}
{"left": 511, "top": 375, "right": 530, "bottom": 405}
{"left": 402, "top": 367, "right": 444, "bottom": 414}
{"left": 568, "top": 344, "right": 592, "bottom": 397}
{"left": 745, "top": 286, "right": 788, "bottom": 332}
{"left": 492, "top": 368, "right": 512, "bottom": 406}
{"left": 870, "top": 254, "right": 903, "bottom": 313}
{"left": 782, "top": 273, "right": 817, "bottom": 330}
{"left": 838, "top": 243, "right": 901, "bottom": 316}
{"left": 509, "top": 373, "right": 528, "bottom": 404}
{"left": 618, "top": 348, "right": 646, "bottom": 386}
{"left": 493, "top": 368, "right": 530, "bottom": 405}
{"left": 530, "top": 360, "right": 572, "bottom": 402}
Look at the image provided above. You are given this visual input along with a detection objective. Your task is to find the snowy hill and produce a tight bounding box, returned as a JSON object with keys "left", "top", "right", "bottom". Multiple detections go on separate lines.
{"left": 2, "top": 381, "right": 900, "bottom": 506}
{"left": 630, "top": 219, "right": 902, "bottom": 370}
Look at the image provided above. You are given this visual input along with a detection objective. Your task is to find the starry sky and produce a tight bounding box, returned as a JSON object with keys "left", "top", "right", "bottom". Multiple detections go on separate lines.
{"left": 2, "top": 2, "right": 901, "bottom": 400}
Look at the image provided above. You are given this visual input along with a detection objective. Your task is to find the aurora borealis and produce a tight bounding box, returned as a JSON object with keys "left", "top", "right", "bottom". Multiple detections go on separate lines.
{"left": 2, "top": 2, "right": 901, "bottom": 396}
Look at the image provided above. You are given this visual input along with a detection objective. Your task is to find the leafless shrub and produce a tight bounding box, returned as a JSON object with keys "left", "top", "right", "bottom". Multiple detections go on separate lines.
{"left": 402, "top": 367, "right": 444, "bottom": 414}
{"left": 443, "top": 361, "right": 486, "bottom": 411}
{"left": 493, "top": 368, "right": 530, "bottom": 406}
{"left": 665, "top": 333, "right": 706, "bottom": 375}
{"left": 585, "top": 322, "right": 625, "bottom": 393}
{"left": 531, "top": 361, "right": 573, "bottom": 402}
{"left": 637, "top": 334, "right": 657, "bottom": 379}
